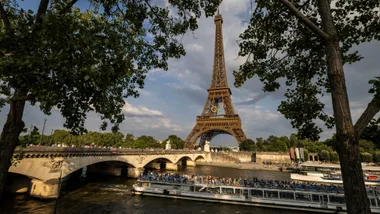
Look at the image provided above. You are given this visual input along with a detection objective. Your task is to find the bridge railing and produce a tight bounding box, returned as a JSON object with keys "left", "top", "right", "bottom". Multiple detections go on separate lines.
{"left": 14, "top": 146, "right": 203, "bottom": 156}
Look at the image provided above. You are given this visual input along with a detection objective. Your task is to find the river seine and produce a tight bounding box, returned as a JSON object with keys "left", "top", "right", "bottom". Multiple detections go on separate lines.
{"left": 1, "top": 166, "right": 310, "bottom": 214}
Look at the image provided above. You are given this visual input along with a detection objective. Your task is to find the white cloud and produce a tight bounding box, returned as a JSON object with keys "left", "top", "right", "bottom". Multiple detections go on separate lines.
{"left": 236, "top": 106, "right": 281, "bottom": 121}
{"left": 122, "top": 102, "right": 163, "bottom": 117}
{"left": 186, "top": 44, "right": 204, "bottom": 52}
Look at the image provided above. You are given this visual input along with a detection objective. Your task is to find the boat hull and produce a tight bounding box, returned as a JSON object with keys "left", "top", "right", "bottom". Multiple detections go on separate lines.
{"left": 133, "top": 185, "right": 380, "bottom": 214}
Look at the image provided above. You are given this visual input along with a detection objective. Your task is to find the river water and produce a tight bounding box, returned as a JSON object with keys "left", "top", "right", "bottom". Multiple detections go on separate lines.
{"left": 1, "top": 166, "right": 310, "bottom": 214}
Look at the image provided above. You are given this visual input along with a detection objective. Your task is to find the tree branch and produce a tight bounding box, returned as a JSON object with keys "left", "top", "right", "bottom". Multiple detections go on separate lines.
{"left": 0, "top": 50, "right": 12, "bottom": 57}
{"left": 0, "top": 2, "right": 11, "bottom": 33}
{"left": 60, "top": 0, "right": 79, "bottom": 15}
{"left": 354, "top": 95, "right": 380, "bottom": 137}
{"left": 277, "top": 0, "right": 330, "bottom": 41}
{"left": 36, "top": 0, "right": 50, "bottom": 25}
{"left": 10, "top": 94, "right": 35, "bottom": 102}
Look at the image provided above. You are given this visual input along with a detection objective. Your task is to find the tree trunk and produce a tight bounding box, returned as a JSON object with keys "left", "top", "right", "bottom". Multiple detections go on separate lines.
{"left": 0, "top": 89, "right": 27, "bottom": 200}
{"left": 338, "top": 139, "right": 371, "bottom": 214}
{"left": 317, "top": 0, "right": 372, "bottom": 213}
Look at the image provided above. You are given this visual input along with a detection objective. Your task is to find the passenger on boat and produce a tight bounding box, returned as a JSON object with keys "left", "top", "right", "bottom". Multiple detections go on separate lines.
{"left": 137, "top": 171, "right": 379, "bottom": 195}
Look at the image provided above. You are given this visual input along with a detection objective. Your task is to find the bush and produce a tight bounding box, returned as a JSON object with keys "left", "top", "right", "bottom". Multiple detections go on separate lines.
{"left": 319, "top": 150, "right": 330, "bottom": 162}
{"left": 360, "top": 152, "right": 373, "bottom": 163}
{"left": 303, "top": 149, "right": 309, "bottom": 162}
{"left": 330, "top": 151, "right": 339, "bottom": 163}
{"left": 373, "top": 150, "right": 380, "bottom": 163}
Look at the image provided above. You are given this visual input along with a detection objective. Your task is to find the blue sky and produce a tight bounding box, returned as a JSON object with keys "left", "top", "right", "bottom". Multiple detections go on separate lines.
{"left": 1, "top": 0, "right": 380, "bottom": 146}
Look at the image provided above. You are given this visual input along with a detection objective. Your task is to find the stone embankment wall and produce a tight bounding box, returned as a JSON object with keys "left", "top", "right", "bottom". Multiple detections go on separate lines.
{"left": 254, "top": 152, "right": 291, "bottom": 164}
{"left": 210, "top": 153, "right": 240, "bottom": 163}
{"left": 208, "top": 152, "right": 290, "bottom": 164}
{"left": 222, "top": 152, "right": 254, "bottom": 163}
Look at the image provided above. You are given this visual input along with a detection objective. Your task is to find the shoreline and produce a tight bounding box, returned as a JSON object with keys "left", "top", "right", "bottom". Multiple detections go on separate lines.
{"left": 196, "top": 162, "right": 281, "bottom": 171}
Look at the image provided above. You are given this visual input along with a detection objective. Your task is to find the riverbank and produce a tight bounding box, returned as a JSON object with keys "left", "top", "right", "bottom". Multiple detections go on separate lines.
{"left": 196, "top": 162, "right": 280, "bottom": 171}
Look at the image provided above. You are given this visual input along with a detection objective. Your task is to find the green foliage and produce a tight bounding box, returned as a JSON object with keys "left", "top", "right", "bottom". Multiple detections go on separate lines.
{"left": 330, "top": 151, "right": 339, "bottom": 163}
{"left": 233, "top": 0, "right": 380, "bottom": 140}
{"left": 164, "top": 135, "right": 185, "bottom": 149}
{"left": 0, "top": 0, "right": 221, "bottom": 134}
{"left": 303, "top": 149, "right": 309, "bottom": 162}
{"left": 359, "top": 140, "right": 376, "bottom": 154}
{"left": 265, "top": 135, "right": 288, "bottom": 152}
{"left": 239, "top": 139, "right": 256, "bottom": 151}
{"left": 20, "top": 129, "right": 174, "bottom": 149}
{"left": 360, "top": 152, "right": 373, "bottom": 163}
{"left": 373, "top": 150, "right": 380, "bottom": 163}
{"left": 132, "top": 135, "right": 161, "bottom": 149}
{"left": 319, "top": 150, "right": 330, "bottom": 162}
{"left": 361, "top": 119, "right": 380, "bottom": 149}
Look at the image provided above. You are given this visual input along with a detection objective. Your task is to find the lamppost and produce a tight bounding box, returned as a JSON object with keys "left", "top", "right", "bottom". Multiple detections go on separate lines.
{"left": 39, "top": 118, "right": 47, "bottom": 145}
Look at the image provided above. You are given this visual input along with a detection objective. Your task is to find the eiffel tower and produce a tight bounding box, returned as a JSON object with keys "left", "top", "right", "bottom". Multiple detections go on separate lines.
{"left": 184, "top": 11, "right": 247, "bottom": 149}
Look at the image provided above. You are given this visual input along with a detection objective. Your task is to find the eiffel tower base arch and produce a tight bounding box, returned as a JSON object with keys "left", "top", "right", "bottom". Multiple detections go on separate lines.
{"left": 184, "top": 116, "right": 247, "bottom": 149}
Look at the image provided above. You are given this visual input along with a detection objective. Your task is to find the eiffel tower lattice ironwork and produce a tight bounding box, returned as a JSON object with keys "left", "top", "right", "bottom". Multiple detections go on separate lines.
{"left": 184, "top": 11, "right": 247, "bottom": 149}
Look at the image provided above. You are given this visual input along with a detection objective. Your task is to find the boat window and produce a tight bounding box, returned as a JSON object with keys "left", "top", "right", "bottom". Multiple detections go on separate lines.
{"left": 329, "top": 195, "right": 345, "bottom": 204}
{"left": 251, "top": 189, "right": 263, "bottom": 198}
{"left": 222, "top": 188, "right": 234, "bottom": 195}
{"left": 207, "top": 187, "right": 220, "bottom": 194}
{"left": 295, "top": 192, "right": 311, "bottom": 201}
{"left": 264, "top": 190, "right": 279, "bottom": 199}
{"left": 280, "top": 192, "right": 294, "bottom": 200}
{"left": 242, "top": 189, "right": 249, "bottom": 196}
{"left": 235, "top": 189, "right": 242, "bottom": 195}
{"left": 370, "top": 198, "right": 377, "bottom": 207}
{"left": 195, "top": 186, "right": 206, "bottom": 192}
{"left": 312, "top": 194, "right": 320, "bottom": 202}
{"left": 322, "top": 195, "right": 328, "bottom": 204}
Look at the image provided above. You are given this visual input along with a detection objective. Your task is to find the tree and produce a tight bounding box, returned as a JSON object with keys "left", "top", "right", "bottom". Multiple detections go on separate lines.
{"left": 164, "top": 135, "right": 185, "bottom": 150}
{"left": 373, "top": 150, "right": 380, "bottom": 163}
{"left": 361, "top": 119, "right": 380, "bottom": 149}
{"left": 319, "top": 150, "right": 330, "bottom": 162}
{"left": 0, "top": 0, "right": 221, "bottom": 198}
{"left": 265, "top": 136, "right": 288, "bottom": 152}
{"left": 360, "top": 152, "right": 373, "bottom": 163}
{"left": 303, "top": 149, "right": 309, "bottom": 162}
{"left": 359, "top": 140, "right": 376, "bottom": 154}
{"left": 239, "top": 139, "right": 256, "bottom": 151}
{"left": 256, "top": 137, "right": 264, "bottom": 151}
{"left": 233, "top": 0, "right": 380, "bottom": 212}
{"left": 330, "top": 151, "right": 339, "bottom": 163}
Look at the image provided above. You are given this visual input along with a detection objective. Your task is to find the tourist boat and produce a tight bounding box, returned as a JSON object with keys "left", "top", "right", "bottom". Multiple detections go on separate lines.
{"left": 322, "top": 173, "right": 380, "bottom": 184}
{"left": 132, "top": 180, "right": 380, "bottom": 213}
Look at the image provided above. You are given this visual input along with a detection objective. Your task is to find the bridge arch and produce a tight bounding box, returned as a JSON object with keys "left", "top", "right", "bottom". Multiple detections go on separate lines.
{"left": 141, "top": 156, "right": 175, "bottom": 168}
{"left": 194, "top": 155, "right": 206, "bottom": 162}
{"left": 176, "top": 156, "right": 192, "bottom": 163}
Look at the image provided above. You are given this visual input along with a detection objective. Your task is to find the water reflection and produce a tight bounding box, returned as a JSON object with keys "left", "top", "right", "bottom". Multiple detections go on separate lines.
{"left": 1, "top": 166, "right": 308, "bottom": 214}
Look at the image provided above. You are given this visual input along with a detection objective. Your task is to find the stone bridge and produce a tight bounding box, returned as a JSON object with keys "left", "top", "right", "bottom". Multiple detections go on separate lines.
{"left": 8, "top": 147, "right": 209, "bottom": 199}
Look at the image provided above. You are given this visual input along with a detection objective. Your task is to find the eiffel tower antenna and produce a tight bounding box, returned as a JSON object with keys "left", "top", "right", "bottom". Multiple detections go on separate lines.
{"left": 184, "top": 13, "right": 247, "bottom": 149}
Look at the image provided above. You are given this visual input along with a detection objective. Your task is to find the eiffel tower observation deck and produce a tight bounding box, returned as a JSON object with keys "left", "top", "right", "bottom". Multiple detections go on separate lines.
{"left": 184, "top": 10, "right": 247, "bottom": 149}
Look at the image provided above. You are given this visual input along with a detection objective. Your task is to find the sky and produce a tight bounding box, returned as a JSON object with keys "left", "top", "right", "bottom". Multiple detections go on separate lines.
{"left": 1, "top": 0, "right": 379, "bottom": 146}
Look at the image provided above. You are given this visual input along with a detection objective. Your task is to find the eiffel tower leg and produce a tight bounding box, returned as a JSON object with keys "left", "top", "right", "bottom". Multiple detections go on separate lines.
{"left": 184, "top": 125, "right": 200, "bottom": 149}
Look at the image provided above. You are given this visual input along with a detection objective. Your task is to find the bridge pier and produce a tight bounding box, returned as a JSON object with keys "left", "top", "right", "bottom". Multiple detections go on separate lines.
{"left": 30, "top": 179, "right": 60, "bottom": 199}
{"left": 165, "top": 163, "right": 178, "bottom": 171}
{"left": 186, "top": 160, "right": 196, "bottom": 167}
{"left": 127, "top": 167, "right": 144, "bottom": 178}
